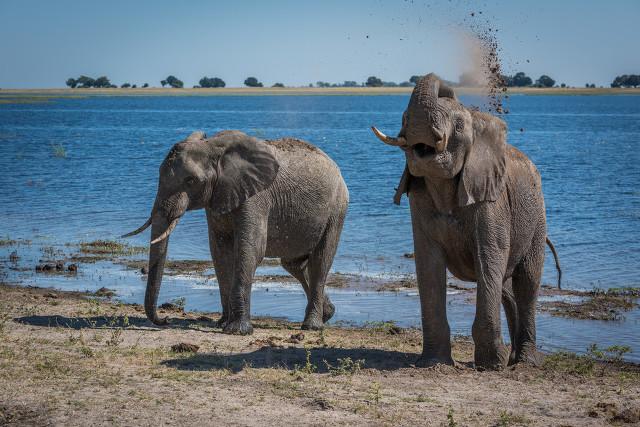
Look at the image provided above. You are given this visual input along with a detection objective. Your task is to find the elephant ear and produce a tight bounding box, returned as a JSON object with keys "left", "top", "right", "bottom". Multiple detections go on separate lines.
{"left": 457, "top": 114, "right": 507, "bottom": 206}
{"left": 211, "top": 138, "right": 279, "bottom": 215}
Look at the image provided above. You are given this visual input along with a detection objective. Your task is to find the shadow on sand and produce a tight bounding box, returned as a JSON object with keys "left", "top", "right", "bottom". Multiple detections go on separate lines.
{"left": 162, "top": 347, "right": 417, "bottom": 373}
{"left": 13, "top": 314, "right": 211, "bottom": 330}
{"left": 14, "top": 314, "right": 420, "bottom": 372}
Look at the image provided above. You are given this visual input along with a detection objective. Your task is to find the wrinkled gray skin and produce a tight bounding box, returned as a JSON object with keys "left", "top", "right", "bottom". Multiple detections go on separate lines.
{"left": 372, "top": 73, "right": 560, "bottom": 370}
{"left": 124, "top": 130, "right": 348, "bottom": 334}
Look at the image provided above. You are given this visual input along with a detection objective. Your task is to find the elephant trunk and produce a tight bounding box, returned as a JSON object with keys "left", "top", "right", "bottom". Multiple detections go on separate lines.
{"left": 145, "top": 214, "right": 171, "bottom": 325}
{"left": 410, "top": 73, "right": 455, "bottom": 153}
{"left": 144, "top": 192, "right": 189, "bottom": 325}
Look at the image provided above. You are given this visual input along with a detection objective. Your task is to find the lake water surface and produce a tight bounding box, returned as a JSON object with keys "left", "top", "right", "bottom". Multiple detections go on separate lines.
{"left": 1, "top": 93, "right": 638, "bottom": 359}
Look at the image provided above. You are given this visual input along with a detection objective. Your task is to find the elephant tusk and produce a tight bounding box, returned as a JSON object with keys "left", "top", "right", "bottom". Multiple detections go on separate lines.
{"left": 121, "top": 217, "right": 152, "bottom": 238}
{"left": 150, "top": 218, "right": 180, "bottom": 245}
{"left": 371, "top": 126, "right": 407, "bottom": 147}
{"left": 432, "top": 127, "right": 447, "bottom": 153}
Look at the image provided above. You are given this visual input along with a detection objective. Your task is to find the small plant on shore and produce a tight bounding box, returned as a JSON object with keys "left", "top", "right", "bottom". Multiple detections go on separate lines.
{"left": 80, "top": 346, "right": 95, "bottom": 358}
{"left": 364, "top": 320, "right": 403, "bottom": 335}
{"left": 318, "top": 328, "right": 327, "bottom": 346}
{"left": 51, "top": 143, "right": 67, "bottom": 158}
{"left": 171, "top": 297, "right": 186, "bottom": 311}
{"left": 367, "top": 381, "right": 382, "bottom": 418}
{"left": 587, "top": 343, "right": 632, "bottom": 363}
{"left": 447, "top": 406, "right": 458, "bottom": 427}
{"left": 0, "top": 310, "right": 9, "bottom": 336}
{"left": 292, "top": 346, "right": 316, "bottom": 377}
{"left": 325, "top": 357, "right": 365, "bottom": 377}
{"left": 87, "top": 298, "right": 102, "bottom": 316}
{"left": 497, "top": 410, "right": 530, "bottom": 426}
{"left": 106, "top": 328, "right": 124, "bottom": 347}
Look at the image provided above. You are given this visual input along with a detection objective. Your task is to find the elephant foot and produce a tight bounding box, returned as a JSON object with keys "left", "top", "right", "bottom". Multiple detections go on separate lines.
{"left": 415, "top": 354, "right": 455, "bottom": 368}
{"left": 508, "top": 347, "right": 518, "bottom": 366}
{"left": 322, "top": 298, "right": 335, "bottom": 323}
{"left": 474, "top": 343, "right": 509, "bottom": 371}
{"left": 215, "top": 313, "right": 229, "bottom": 329}
{"left": 301, "top": 314, "right": 324, "bottom": 331}
{"left": 223, "top": 318, "right": 253, "bottom": 335}
{"left": 513, "top": 343, "right": 544, "bottom": 367}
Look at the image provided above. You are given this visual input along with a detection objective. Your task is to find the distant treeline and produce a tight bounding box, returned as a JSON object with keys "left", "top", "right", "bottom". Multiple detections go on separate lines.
{"left": 611, "top": 75, "right": 640, "bottom": 88}
{"left": 64, "top": 72, "right": 639, "bottom": 89}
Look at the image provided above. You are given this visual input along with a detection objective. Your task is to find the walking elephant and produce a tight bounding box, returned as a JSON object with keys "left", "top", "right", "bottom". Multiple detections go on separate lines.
{"left": 371, "top": 73, "right": 560, "bottom": 370}
{"left": 123, "top": 130, "right": 349, "bottom": 334}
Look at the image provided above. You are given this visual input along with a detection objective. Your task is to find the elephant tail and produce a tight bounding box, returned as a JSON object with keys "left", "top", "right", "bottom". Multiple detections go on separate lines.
{"left": 546, "top": 236, "right": 562, "bottom": 289}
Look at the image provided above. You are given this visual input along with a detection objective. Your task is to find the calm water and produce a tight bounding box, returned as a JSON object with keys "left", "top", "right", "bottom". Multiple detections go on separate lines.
{"left": 1, "top": 94, "right": 639, "bottom": 359}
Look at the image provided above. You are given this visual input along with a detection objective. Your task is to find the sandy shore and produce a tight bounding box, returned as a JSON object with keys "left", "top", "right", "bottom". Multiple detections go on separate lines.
{"left": 1, "top": 86, "right": 639, "bottom": 100}
{"left": 1, "top": 283, "right": 638, "bottom": 426}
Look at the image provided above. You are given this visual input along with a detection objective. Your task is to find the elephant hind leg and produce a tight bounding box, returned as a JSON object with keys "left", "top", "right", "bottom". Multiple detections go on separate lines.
{"left": 300, "top": 214, "right": 345, "bottom": 330}
{"left": 281, "top": 257, "right": 335, "bottom": 325}
{"left": 511, "top": 231, "right": 545, "bottom": 365}
{"left": 502, "top": 278, "right": 520, "bottom": 365}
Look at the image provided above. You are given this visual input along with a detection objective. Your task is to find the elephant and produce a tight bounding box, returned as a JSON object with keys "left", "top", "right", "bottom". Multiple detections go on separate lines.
{"left": 122, "top": 130, "right": 349, "bottom": 334}
{"left": 371, "top": 73, "right": 561, "bottom": 370}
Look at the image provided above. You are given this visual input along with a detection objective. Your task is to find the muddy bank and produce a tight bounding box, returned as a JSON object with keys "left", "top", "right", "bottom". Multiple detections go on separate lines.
{"left": 0, "top": 283, "right": 638, "bottom": 426}
{"left": 539, "top": 287, "right": 640, "bottom": 321}
{"left": 2, "top": 237, "right": 639, "bottom": 325}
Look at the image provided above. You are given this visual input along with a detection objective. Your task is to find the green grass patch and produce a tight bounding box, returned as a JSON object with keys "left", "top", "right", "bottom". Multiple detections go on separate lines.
{"left": 51, "top": 144, "right": 67, "bottom": 158}
{"left": 0, "top": 237, "right": 17, "bottom": 246}
{"left": 78, "top": 240, "right": 146, "bottom": 256}
{"left": 544, "top": 344, "right": 633, "bottom": 376}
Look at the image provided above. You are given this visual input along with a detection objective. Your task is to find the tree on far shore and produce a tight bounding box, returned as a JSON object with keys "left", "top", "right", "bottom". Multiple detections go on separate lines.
{"left": 93, "top": 76, "right": 112, "bottom": 88}
{"left": 611, "top": 74, "right": 640, "bottom": 88}
{"left": 366, "top": 76, "right": 383, "bottom": 87}
{"left": 510, "top": 72, "right": 533, "bottom": 87}
{"left": 198, "top": 76, "right": 226, "bottom": 88}
{"left": 164, "top": 75, "right": 183, "bottom": 88}
{"left": 535, "top": 75, "right": 555, "bottom": 88}
{"left": 77, "top": 75, "right": 95, "bottom": 88}
{"left": 65, "top": 78, "right": 77, "bottom": 88}
{"left": 272, "top": 83, "right": 285, "bottom": 88}
{"left": 244, "top": 77, "right": 263, "bottom": 87}
{"left": 409, "top": 75, "right": 422, "bottom": 85}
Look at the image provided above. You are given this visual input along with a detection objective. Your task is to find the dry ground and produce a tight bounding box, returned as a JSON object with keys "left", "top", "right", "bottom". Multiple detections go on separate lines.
{"left": 1, "top": 284, "right": 639, "bottom": 426}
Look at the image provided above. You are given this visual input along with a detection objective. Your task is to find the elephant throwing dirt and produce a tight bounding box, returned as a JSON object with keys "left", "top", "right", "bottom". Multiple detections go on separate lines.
{"left": 372, "top": 74, "right": 561, "bottom": 370}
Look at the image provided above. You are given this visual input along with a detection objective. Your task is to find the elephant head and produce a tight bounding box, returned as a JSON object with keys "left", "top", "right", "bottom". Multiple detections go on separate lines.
{"left": 372, "top": 73, "right": 507, "bottom": 206}
{"left": 122, "top": 130, "right": 279, "bottom": 324}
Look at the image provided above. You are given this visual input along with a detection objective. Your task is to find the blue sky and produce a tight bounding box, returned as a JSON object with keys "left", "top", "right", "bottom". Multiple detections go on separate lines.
{"left": 1, "top": 0, "right": 638, "bottom": 88}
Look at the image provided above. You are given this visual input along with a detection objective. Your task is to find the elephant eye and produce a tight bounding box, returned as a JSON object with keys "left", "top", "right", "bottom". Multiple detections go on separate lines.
{"left": 454, "top": 117, "right": 464, "bottom": 133}
{"left": 184, "top": 177, "right": 196, "bottom": 186}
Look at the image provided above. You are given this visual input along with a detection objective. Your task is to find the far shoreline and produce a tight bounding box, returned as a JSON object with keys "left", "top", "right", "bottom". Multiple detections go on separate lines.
{"left": 1, "top": 86, "right": 640, "bottom": 99}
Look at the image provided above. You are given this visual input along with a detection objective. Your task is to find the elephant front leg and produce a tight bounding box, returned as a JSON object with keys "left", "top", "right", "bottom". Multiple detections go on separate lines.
{"left": 206, "top": 210, "right": 234, "bottom": 328}
{"left": 472, "top": 246, "right": 509, "bottom": 371}
{"left": 414, "top": 242, "right": 454, "bottom": 367}
{"left": 210, "top": 238, "right": 234, "bottom": 328}
{"left": 222, "top": 216, "right": 267, "bottom": 336}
